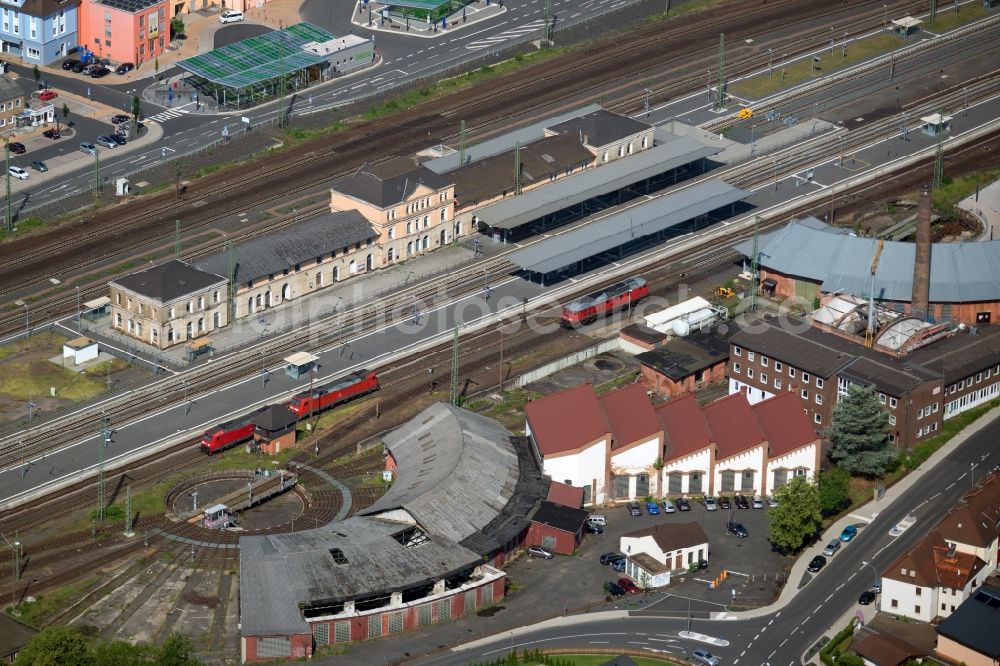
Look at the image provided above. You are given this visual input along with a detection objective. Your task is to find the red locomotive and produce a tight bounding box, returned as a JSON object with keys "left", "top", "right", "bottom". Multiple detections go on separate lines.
{"left": 201, "top": 406, "right": 269, "bottom": 454}
{"left": 561, "top": 277, "right": 649, "bottom": 327}
{"left": 288, "top": 369, "right": 380, "bottom": 418}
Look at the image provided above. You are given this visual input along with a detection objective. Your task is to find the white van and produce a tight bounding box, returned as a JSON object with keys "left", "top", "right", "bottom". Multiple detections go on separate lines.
{"left": 587, "top": 514, "right": 607, "bottom": 527}
{"left": 220, "top": 10, "right": 244, "bottom": 23}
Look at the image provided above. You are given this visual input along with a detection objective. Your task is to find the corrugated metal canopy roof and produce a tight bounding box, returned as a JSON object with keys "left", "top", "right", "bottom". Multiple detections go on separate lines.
{"left": 734, "top": 218, "right": 1000, "bottom": 303}
{"left": 508, "top": 179, "right": 747, "bottom": 274}
{"left": 424, "top": 104, "right": 602, "bottom": 174}
{"left": 474, "top": 136, "right": 721, "bottom": 230}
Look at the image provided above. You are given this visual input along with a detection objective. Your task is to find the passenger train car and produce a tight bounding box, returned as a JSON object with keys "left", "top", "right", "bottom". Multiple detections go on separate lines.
{"left": 561, "top": 277, "right": 649, "bottom": 327}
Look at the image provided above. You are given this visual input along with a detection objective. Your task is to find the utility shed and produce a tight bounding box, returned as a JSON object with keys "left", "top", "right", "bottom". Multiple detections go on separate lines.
{"left": 921, "top": 113, "right": 952, "bottom": 136}
{"left": 63, "top": 337, "right": 98, "bottom": 366}
{"left": 527, "top": 500, "right": 589, "bottom": 554}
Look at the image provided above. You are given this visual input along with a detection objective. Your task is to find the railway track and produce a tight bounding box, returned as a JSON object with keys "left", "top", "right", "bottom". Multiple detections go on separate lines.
{"left": 0, "top": 0, "right": 928, "bottom": 318}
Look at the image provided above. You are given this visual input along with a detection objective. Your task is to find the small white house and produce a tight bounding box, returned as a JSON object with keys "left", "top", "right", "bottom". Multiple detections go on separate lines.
{"left": 620, "top": 522, "right": 709, "bottom": 588}
{"left": 63, "top": 337, "right": 99, "bottom": 366}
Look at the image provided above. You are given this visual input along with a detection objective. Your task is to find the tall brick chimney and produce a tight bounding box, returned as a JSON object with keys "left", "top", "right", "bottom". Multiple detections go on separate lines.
{"left": 911, "top": 185, "right": 932, "bottom": 321}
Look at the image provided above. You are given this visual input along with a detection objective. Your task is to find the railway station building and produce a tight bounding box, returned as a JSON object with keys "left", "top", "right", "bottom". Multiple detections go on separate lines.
{"left": 238, "top": 402, "right": 550, "bottom": 662}
{"left": 194, "top": 210, "right": 379, "bottom": 321}
{"left": 328, "top": 157, "right": 457, "bottom": 265}
{"left": 108, "top": 259, "right": 228, "bottom": 349}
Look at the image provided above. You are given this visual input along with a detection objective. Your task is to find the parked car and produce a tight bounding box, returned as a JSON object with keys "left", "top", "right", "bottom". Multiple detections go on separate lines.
{"left": 81, "top": 63, "right": 98, "bottom": 75}
{"left": 627, "top": 502, "right": 642, "bottom": 517}
{"left": 219, "top": 9, "right": 244, "bottom": 23}
{"left": 704, "top": 497, "right": 717, "bottom": 511}
{"left": 611, "top": 558, "right": 626, "bottom": 572}
{"left": 858, "top": 590, "right": 876, "bottom": 605}
{"left": 676, "top": 497, "right": 691, "bottom": 511}
{"left": 90, "top": 66, "right": 111, "bottom": 78}
{"left": 96, "top": 136, "right": 119, "bottom": 149}
{"left": 110, "top": 134, "right": 127, "bottom": 146}
{"left": 872, "top": 578, "right": 882, "bottom": 593}
{"left": 617, "top": 577, "right": 641, "bottom": 594}
{"left": 646, "top": 501, "right": 660, "bottom": 516}
{"left": 30, "top": 160, "right": 47, "bottom": 172}
{"left": 727, "top": 521, "right": 748, "bottom": 538}
{"left": 115, "top": 62, "right": 134, "bottom": 75}
{"left": 71, "top": 62, "right": 86, "bottom": 73}
{"left": 8, "top": 142, "right": 25, "bottom": 154}
{"left": 840, "top": 525, "right": 859, "bottom": 542}
{"left": 79, "top": 142, "right": 98, "bottom": 155}
{"left": 600, "top": 552, "right": 624, "bottom": 565}
{"left": 38, "top": 89, "right": 58, "bottom": 102}
{"left": 718, "top": 496, "right": 731, "bottom": 510}
{"left": 527, "top": 546, "right": 553, "bottom": 559}
{"left": 585, "top": 522, "right": 603, "bottom": 535}
{"left": 111, "top": 114, "right": 131, "bottom": 124}
{"left": 767, "top": 495, "right": 779, "bottom": 508}
{"left": 735, "top": 495, "right": 750, "bottom": 509}
{"left": 62, "top": 58, "right": 80, "bottom": 70}
{"left": 692, "top": 648, "right": 721, "bottom": 666}
{"left": 752, "top": 495, "right": 764, "bottom": 509}
{"left": 807, "top": 555, "right": 827, "bottom": 573}
{"left": 662, "top": 498, "right": 676, "bottom": 513}
{"left": 8, "top": 165, "right": 29, "bottom": 180}
{"left": 603, "top": 581, "right": 626, "bottom": 598}
{"left": 42, "top": 128, "right": 61, "bottom": 139}
{"left": 822, "top": 539, "right": 841, "bottom": 557}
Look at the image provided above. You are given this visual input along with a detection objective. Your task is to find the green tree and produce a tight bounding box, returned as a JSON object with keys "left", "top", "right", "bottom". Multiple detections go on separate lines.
{"left": 32, "top": 65, "right": 40, "bottom": 86}
{"left": 768, "top": 477, "right": 822, "bottom": 553}
{"left": 156, "top": 634, "right": 201, "bottom": 666}
{"left": 828, "top": 384, "right": 895, "bottom": 476}
{"left": 818, "top": 467, "right": 851, "bottom": 515}
{"left": 15, "top": 625, "right": 94, "bottom": 666}
{"left": 92, "top": 640, "right": 151, "bottom": 666}
{"left": 131, "top": 95, "right": 143, "bottom": 139}
{"left": 61, "top": 102, "right": 70, "bottom": 129}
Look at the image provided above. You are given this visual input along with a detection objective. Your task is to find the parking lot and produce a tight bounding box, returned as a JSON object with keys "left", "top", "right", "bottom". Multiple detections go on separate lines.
{"left": 506, "top": 499, "right": 791, "bottom": 619}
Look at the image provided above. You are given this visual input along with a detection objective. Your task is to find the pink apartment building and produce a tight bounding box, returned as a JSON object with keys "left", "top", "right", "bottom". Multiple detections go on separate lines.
{"left": 79, "top": 0, "right": 168, "bottom": 67}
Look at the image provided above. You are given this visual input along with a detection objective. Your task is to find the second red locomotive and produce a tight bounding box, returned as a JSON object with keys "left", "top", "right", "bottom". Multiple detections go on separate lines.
{"left": 561, "top": 277, "right": 648, "bottom": 327}
{"left": 288, "top": 369, "right": 380, "bottom": 418}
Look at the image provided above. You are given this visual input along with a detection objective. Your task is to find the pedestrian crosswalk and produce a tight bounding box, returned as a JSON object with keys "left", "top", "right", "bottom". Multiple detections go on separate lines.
{"left": 146, "top": 108, "right": 190, "bottom": 123}
{"left": 465, "top": 20, "right": 547, "bottom": 50}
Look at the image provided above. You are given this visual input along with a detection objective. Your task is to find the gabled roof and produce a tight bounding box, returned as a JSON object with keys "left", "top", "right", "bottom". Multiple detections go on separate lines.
{"left": 525, "top": 384, "right": 608, "bottom": 456}
{"left": 853, "top": 634, "right": 923, "bottom": 666}
{"left": 331, "top": 157, "right": 451, "bottom": 208}
{"left": 936, "top": 472, "right": 1000, "bottom": 548}
{"left": 111, "top": 260, "right": 226, "bottom": 303}
{"left": 936, "top": 587, "right": 1000, "bottom": 658}
{"left": 599, "top": 382, "right": 661, "bottom": 449}
{"left": 252, "top": 405, "right": 298, "bottom": 433}
{"left": 0, "top": 613, "right": 37, "bottom": 660}
{"left": 622, "top": 522, "right": 708, "bottom": 554}
{"left": 751, "top": 391, "right": 818, "bottom": 457}
{"left": 547, "top": 480, "right": 585, "bottom": 509}
{"left": 531, "top": 500, "right": 590, "bottom": 534}
{"left": 546, "top": 109, "right": 651, "bottom": 147}
{"left": 445, "top": 133, "right": 594, "bottom": 208}
{"left": 196, "top": 210, "right": 377, "bottom": 286}
{"left": 883, "top": 529, "right": 988, "bottom": 588}
{"left": 655, "top": 394, "right": 713, "bottom": 459}
{"left": 702, "top": 392, "right": 766, "bottom": 459}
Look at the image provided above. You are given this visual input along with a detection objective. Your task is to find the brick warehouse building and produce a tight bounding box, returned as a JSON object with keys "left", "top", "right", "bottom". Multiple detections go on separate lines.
{"left": 238, "top": 403, "right": 549, "bottom": 663}
{"left": 728, "top": 315, "right": 1000, "bottom": 449}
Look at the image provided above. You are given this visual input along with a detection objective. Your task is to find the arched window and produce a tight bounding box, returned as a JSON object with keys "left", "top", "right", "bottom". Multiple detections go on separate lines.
{"left": 406, "top": 221, "right": 412, "bottom": 234}
{"left": 422, "top": 235, "right": 429, "bottom": 250}
{"left": 168, "top": 328, "right": 175, "bottom": 342}
{"left": 136, "top": 322, "right": 143, "bottom": 336}
{"left": 333, "top": 266, "right": 340, "bottom": 282}
{"left": 641, "top": 136, "right": 648, "bottom": 149}
{"left": 197, "top": 318, "right": 204, "bottom": 332}
{"left": 168, "top": 306, "right": 175, "bottom": 319}
{"left": 115, "top": 313, "right": 122, "bottom": 328}
{"left": 264, "top": 291, "right": 271, "bottom": 307}
{"left": 439, "top": 229, "right": 446, "bottom": 246}
{"left": 407, "top": 242, "right": 413, "bottom": 256}
{"left": 316, "top": 272, "right": 323, "bottom": 287}
{"left": 423, "top": 215, "right": 429, "bottom": 228}
{"left": 213, "top": 312, "right": 220, "bottom": 329}
{"left": 255, "top": 294, "right": 262, "bottom": 309}
{"left": 151, "top": 328, "right": 158, "bottom": 343}
{"left": 186, "top": 322, "right": 193, "bottom": 339}
{"left": 349, "top": 260, "right": 357, "bottom": 274}
{"left": 248, "top": 298, "right": 254, "bottom": 314}
{"left": 440, "top": 208, "right": 447, "bottom": 221}
{"left": 387, "top": 247, "right": 395, "bottom": 261}
{"left": 281, "top": 284, "right": 291, "bottom": 301}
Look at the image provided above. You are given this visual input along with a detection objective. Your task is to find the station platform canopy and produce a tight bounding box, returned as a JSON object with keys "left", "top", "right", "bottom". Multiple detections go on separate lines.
{"left": 177, "top": 22, "right": 341, "bottom": 90}
{"left": 424, "top": 104, "right": 602, "bottom": 173}
{"left": 384, "top": 0, "right": 453, "bottom": 9}
{"left": 507, "top": 179, "right": 748, "bottom": 274}
{"left": 284, "top": 352, "right": 319, "bottom": 366}
{"left": 474, "top": 135, "right": 721, "bottom": 231}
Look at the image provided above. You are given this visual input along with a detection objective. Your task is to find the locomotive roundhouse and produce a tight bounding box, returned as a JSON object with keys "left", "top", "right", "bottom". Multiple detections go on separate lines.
{"left": 238, "top": 402, "right": 549, "bottom": 662}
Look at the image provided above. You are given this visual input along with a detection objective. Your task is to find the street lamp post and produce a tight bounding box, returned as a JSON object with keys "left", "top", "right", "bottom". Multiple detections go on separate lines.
{"left": 260, "top": 351, "right": 267, "bottom": 388}
{"left": 862, "top": 561, "right": 880, "bottom": 590}
{"left": 644, "top": 88, "right": 651, "bottom": 119}
{"left": 498, "top": 324, "right": 505, "bottom": 393}
{"left": 76, "top": 286, "right": 81, "bottom": 333}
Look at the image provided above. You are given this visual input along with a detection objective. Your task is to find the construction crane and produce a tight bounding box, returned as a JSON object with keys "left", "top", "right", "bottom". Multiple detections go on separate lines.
{"left": 865, "top": 238, "right": 885, "bottom": 348}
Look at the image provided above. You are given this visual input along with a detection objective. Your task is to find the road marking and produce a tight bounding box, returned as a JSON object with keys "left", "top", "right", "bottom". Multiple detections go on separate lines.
{"left": 825, "top": 593, "right": 834, "bottom": 602}
{"left": 780, "top": 638, "right": 788, "bottom": 647}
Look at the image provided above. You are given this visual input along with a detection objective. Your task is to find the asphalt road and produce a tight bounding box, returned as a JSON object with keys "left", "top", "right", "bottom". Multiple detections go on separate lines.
{"left": 410, "top": 415, "right": 998, "bottom": 666}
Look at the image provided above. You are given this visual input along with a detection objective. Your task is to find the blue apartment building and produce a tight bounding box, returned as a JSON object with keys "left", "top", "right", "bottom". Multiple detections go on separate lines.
{"left": 0, "top": 0, "right": 80, "bottom": 65}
